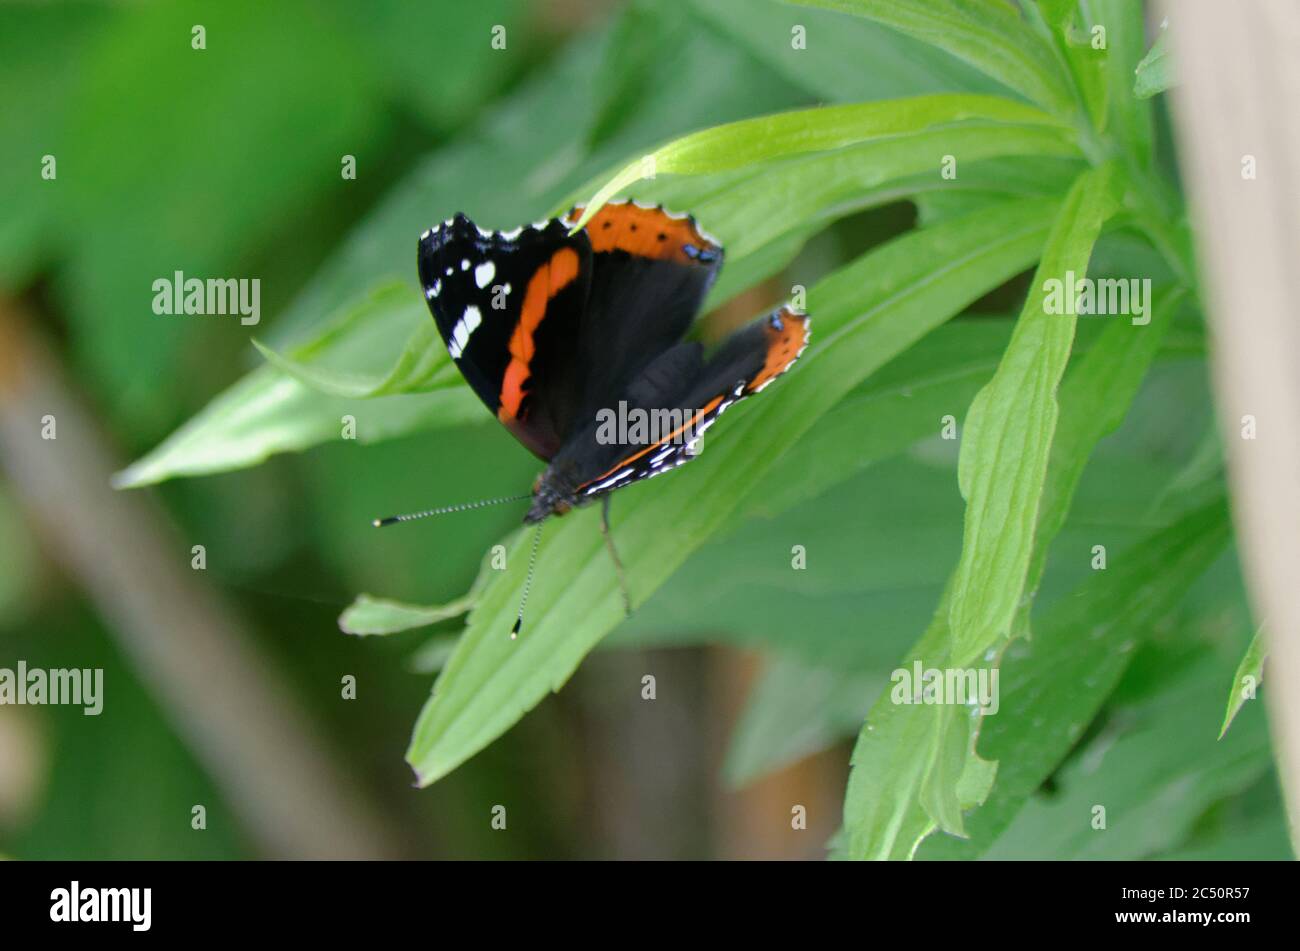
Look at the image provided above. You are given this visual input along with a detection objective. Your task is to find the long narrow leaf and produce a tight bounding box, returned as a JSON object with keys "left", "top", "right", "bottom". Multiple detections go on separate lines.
{"left": 1011, "top": 287, "right": 1183, "bottom": 636}
{"left": 948, "top": 162, "right": 1121, "bottom": 666}
{"left": 569, "top": 93, "right": 1074, "bottom": 231}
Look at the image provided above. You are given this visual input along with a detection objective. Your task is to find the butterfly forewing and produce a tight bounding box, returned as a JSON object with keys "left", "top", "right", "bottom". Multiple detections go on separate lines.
{"left": 418, "top": 213, "right": 591, "bottom": 460}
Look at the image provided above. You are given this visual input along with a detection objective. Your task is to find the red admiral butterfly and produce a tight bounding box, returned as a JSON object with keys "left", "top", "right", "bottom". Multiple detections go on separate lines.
{"left": 375, "top": 200, "right": 810, "bottom": 635}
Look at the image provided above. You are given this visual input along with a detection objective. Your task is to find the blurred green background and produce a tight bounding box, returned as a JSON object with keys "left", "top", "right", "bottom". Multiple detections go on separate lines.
{"left": 0, "top": 0, "right": 1287, "bottom": 859}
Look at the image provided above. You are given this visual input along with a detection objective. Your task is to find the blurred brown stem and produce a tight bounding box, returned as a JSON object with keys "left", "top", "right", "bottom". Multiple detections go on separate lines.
{"left": 0, "top": 301, "right": 403, "bottom": 859}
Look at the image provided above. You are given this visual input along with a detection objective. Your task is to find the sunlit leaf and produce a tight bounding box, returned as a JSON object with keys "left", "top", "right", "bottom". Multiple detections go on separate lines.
{"left": 252, "top": 284, "right": 458, "bottom": 399}
{"left": 569, "top": 93, "right": 1075, "bottom": 231}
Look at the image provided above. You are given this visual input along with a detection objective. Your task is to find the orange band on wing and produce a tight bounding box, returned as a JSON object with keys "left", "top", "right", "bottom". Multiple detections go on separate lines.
{"left": 498, "top": 247, "right": 581, "bottom": 422}
{"left": 578, "top": 395, "right": 724, "bottom": 491}
{"left": 570, "top": 202, "right": 720, "bottom": 265}
{"left": 746, "top": 309, "right": 810, "bottom": 394}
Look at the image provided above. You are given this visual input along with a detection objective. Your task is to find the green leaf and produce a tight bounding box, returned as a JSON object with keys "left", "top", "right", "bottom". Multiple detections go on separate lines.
{"left": 977, "top": 651, "right": 1271, "bottom": 859}
{"left": 615, "top": 455, "right": 969, "bottom": 671}
{"left": 1090, "top": 0, "right": 1155, "bottom": 165}
{"left": 339, "top": 592, "right": 477, "bottom": 637}
{"left": 568, "top": 93, "right": 1075, "bottom": 231}
{"left": 839, "top": 249, "right": 1184, "bottom": 861}
{"left": 1134, "top": 30, "right": 1172, "bottom": 99}
{"left": 1012, "top": 287, "right": 1183, "bottom": 636}
{"left": 251, "top": 284, "right": 458, "bottom": 399}
{"left": 749, "top": 318, "right": 1012, "bottom": 518}
{"left": 340, "top": 547, "right": 495, "bottom": 636}
{"left": 686, "top": 124, "right": 1078, "bottom": 261}
{"left": 112, "top": 286, "right": 484, "bottom": 489}
{"left": 948, "top": 162, "right": 1121, "bottom": 666}
{"left": 111, "top": 366, "right": 484, "bottom": 490}
{"left": 786, "top": 0, "right": 1077, "bottom": 114}
{"left": 405, "top": 196, "right": 1062, "bottom": 786}
{"left": 1220, "top": 627, "right": 1266, "bottom": 739}
{"left": 913, "top": 154, "right": 1087, "bottom": 225}
{"left": 917, "top": 498, "right": 1232, "bottom": 858}
{"left": 837, "top": 586, "right": 997, "bottom": 857}
{"left": 1030, "top": 0, "right": 1078, "bottom": 36}
{"left": 1026, "top": 0, "right": 1108, "bottom": 132}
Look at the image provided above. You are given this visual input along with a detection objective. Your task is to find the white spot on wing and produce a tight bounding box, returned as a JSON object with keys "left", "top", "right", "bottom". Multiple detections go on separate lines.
{"left": 447, "top": 305, "right": 483, "bottom": 361}
{"left": 475, "top": 261, "right": 495, "bottom": 288}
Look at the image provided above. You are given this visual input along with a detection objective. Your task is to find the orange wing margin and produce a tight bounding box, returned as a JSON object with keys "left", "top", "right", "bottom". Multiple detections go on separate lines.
{"left": 568, "top": 200, "right": 722, "bottom": 265}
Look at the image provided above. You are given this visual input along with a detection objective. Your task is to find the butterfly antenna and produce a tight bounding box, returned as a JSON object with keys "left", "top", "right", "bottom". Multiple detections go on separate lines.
{"left": 511, "top": 523, "right": 543, "bottom": 639}
{"left": 372, "top": 493, "right": 531, "bottom": 528}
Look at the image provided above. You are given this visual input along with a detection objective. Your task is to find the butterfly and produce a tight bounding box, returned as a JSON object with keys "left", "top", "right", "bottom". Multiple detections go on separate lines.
{"left": 376, "top": 200, "right": 810, "bottom": 635}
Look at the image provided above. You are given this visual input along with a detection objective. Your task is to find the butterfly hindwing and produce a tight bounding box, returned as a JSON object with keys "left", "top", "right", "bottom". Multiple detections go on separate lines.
{"left": 418, "top": 214, "right": 592, "bottom": 460}
{"left": 559, "top": 305, "right": 811, "bottom": 500}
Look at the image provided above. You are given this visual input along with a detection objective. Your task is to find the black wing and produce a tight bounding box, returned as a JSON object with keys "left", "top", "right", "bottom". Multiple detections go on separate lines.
{"left": 550, "top": 305, "right": 811, "bottom": 500}
{"left": 418, "top": 213, "right": 592, "bottom": 460}
{"left": 566, "top": 200, "right": 725, "bottom": 425}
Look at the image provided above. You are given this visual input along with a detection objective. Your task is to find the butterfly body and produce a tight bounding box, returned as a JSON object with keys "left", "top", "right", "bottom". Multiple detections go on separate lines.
{"left": 418, "top": 201, "right": 809, "bottom": 529}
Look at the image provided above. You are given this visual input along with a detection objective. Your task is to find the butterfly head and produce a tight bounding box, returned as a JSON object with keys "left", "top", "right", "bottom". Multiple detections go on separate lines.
{"left": 525, "top": 468, "right": 577, "bottom": 524}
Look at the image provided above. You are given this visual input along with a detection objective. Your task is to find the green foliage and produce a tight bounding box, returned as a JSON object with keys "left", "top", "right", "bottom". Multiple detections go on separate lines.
{"left": 1134, "top": 31, "right": 1173, "bottom": 100}
{"left": 85, "top": 0, "right": 1287, "bottom": 859}
{"left": 406, "top": 197, "right": 1060, "bottom": 785}
{"left": 947, "top": 162, "right": 1120, "bottom": 668}
{"left": 1221, "top": 628, "right": 1266, "bottom": 739}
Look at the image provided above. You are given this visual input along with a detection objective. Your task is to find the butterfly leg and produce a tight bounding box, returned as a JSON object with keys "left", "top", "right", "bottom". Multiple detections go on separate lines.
{"left": 601, "top": 494, "right": 632, "bottom": 617}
